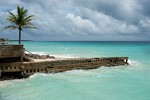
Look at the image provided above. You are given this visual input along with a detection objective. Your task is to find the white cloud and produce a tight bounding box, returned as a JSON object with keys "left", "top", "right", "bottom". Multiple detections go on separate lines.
{"left": 66, "top": 13, "right": 99, "bottom": 35}
{"left": 66, "top": 8, "right": 139, "bottom": 35}
{"left": 0, "top": 0, "right": 150, "bottom": 41}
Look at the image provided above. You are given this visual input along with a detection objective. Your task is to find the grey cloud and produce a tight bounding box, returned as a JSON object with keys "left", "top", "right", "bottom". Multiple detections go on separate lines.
{"left": 73, "top": 0, "right": 143, "bottom": 23}
{"left": 138, "top": 0, "right": 150, "bottom": 16}
{"left": 0, "top": 0, "right": 150, "bottom": 41}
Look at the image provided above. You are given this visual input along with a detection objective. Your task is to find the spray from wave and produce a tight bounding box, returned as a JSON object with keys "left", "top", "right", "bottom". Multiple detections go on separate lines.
{"left": 128, "top": 59, "right": 141, "bottom": 66}
{"left": 25, "top": 51, "right": 78, "bottom": 58}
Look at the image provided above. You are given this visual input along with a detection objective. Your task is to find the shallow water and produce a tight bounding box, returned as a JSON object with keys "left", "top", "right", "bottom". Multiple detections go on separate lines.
{"left": 0, "top": 41, "right": 150, "bottom": 100}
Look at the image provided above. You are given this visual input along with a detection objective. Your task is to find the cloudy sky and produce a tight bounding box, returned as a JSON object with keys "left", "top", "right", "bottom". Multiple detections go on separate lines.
{"left": 0, "top": 0, "right": 150, "bottom": 41}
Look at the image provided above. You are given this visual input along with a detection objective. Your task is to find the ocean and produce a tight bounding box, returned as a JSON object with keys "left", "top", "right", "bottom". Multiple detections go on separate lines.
{"left": 0, "top": 41, "right": 150, "bottom": 100}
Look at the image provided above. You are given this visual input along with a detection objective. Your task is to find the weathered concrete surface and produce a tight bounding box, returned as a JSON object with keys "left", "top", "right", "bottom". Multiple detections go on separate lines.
{"left": 0, "top": 57, "right": 128, "bottom": 80}
{"left": 0, "top": 45, "right": 24, "bottom": 63}
{"left": 0, "top": 45, "right": 24, "bottom": 58}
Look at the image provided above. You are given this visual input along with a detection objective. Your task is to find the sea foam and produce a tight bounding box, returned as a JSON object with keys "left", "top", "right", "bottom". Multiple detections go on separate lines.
{"left": 25, "top": 51, "right": 77, "bottom": 58}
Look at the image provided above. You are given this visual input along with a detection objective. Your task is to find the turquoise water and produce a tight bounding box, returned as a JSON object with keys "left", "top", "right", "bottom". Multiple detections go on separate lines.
{"left": 0, "top": 41, "right": 150, "bottom": 100}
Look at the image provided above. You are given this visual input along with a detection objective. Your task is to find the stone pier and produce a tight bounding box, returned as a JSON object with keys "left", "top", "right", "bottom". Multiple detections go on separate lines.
{"left": 0, "top": 57, "right": 128, "bottom": 78}
{"left": 0, "top": 45, "right": 129, "bottom": 80}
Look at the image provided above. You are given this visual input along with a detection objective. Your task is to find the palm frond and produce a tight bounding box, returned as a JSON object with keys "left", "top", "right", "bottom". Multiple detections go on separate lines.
{"left": 7, "top": 18, "right": 16, "bottom": 23}
{"left": 4, "top": 5, "right": 39, "bottom": 31}
{"left": 22, "top": 21, "right": 34, "bottom": 26}
{"left": 22, "top": 25, "right": 39, "bottom": 29}
{"left": 23, "top": 15, "right": 34, "bottom": 22}
{"left": 21, "top": 15, "right": 34, "bottom": 26}
{"left": 8, "top": 12, "right": 17, "bottom": 19}
{"left": 17, "top": 6, "right": 27, "bottom": 25}
{"left": 17, "top": 5, "right": 20, "bottom": 16}
{"left": 2, "top": 26, "right": 18, "bottom": 31}
{"left": 6, "top": 12, "right": 17, "bottom": 23}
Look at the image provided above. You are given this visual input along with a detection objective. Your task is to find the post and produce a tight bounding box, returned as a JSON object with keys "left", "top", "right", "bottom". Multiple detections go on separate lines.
{"left": 21, "top": 56, "right": 23, "bottom": 62}
{"left": 0, "top": 68, "right": 1, "bottom": 77}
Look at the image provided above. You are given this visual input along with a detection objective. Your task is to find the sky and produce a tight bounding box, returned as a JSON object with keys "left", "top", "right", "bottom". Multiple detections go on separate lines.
{"left": 0, "top": 0, "right": 150, "bottom": 41}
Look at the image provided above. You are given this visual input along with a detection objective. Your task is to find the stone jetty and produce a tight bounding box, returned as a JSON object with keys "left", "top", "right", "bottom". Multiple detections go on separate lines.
{"left": 0, "top": 45, "right": 129, "bottom": 80}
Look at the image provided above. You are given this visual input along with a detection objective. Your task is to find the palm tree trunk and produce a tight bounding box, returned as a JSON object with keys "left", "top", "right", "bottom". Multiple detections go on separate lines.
{"left": 19, "top": 26, "right": 23, "bottom": 62}
{"left": 19, "top": 27, "right": 21, "bottom": 44}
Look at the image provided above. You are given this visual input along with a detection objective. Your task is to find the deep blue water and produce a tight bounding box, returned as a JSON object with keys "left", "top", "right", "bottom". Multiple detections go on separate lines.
{"left": 0, "top": 41, "right": 150, "bottom": 100}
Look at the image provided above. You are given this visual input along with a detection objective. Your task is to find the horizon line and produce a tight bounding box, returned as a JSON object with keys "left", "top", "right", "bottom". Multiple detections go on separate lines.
{"left": 10, "top": 40, "right": 150, "bottom": 42}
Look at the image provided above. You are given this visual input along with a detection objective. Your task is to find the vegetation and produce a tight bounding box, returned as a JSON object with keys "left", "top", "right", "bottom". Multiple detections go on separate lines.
{"left": 0, "top": 38, "right": 6, "bottom": 41}
{"left": 0, "top": 38, "right": 9, "bottom": 44}
{"left": 2, "top": 5, "right": 38, "bottom": 44}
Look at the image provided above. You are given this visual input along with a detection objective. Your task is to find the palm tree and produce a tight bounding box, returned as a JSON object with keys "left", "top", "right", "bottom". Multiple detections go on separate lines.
{"left": 2, "top": 5, "right": 38, "bottom": 44}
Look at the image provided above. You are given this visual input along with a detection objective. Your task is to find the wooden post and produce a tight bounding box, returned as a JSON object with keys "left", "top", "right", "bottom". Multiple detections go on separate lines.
{"left": 21, "top": 56, "right": 23, "bottom": 62}
{"left": 0, "top": 68, "right": 1, "bottom": 77}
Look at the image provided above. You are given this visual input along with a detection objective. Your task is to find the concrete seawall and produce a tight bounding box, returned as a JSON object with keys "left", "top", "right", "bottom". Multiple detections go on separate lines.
{"left": 0, "top": 57, "right": 128, "bottom": 80}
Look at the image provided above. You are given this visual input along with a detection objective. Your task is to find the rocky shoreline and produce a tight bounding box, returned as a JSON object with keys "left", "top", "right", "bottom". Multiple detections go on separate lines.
{"left": 0, "top": 71, "right": 29, "bottom": 81}
{"left": 25, "top": 53, "right": 56, "bottom": 59}
{"left": 0, "top": 76, "right": 26, "bottom": 81}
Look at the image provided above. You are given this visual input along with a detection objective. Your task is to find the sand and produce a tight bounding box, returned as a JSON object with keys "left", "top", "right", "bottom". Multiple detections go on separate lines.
{"left": 33, "top": 58, "right": 64, "bottom": 62}
{"left": 24, "top": 58, "right": 78, "bottom": 63}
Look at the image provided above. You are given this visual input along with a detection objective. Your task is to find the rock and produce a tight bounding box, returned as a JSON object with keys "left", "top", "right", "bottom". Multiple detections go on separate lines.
{"left": 24, "top": 53, "right": 56, "bottom": 59}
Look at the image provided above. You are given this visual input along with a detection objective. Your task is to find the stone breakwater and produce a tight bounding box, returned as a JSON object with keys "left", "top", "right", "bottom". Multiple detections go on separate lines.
{"left": 0, "top": 57, "right": 128, "bottom": 80}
